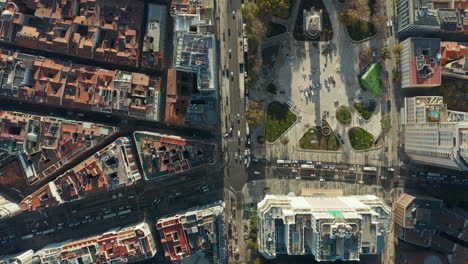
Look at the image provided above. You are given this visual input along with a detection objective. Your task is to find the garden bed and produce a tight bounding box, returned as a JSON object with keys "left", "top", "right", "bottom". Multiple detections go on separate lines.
{"left": 336, "top": 106, "right": 353, "bottom": 125}
{"left": 266, "top": 22, "right": 287, "bottom": 38}
{"left": 262, "top": 44, "right": 280, "bottom": 68}
{"left": 348, "top": 127, "right": 374, "bottom": 150}
{"left": 346, "top": 19, "right": 376, "bottom": 41}
{"left": 354, "top": 101, "right": 376, "bottom": 120}
{"left": 299, "top": 128, "right": 341, "bottom": 151}
{"left": 265, "top": 102, "right": 297, "bottom": 142}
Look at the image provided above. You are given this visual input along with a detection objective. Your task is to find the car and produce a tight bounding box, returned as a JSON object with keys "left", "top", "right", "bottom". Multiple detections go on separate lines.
{"left": 329, "top": 166, "right": 335, "bottom": 170}
{"left": 387, "top": 167, "right": 395, "bottom": 172}
{"left": 254, "top": 171, "right": 260, "bottom": 175}
{"left": 238, "top": 130, "right": 241, "bottom": 138}
{"left": 232, "top": 10, "right": 236, "bottom": 17}
{"left": 315, "top": 161, "right": 322, "bottom": 165}
{"left": 310, "top": 173, "right": 316, "bottom": 177}
{"left": 349, "top": 167, "right": 355, "bottom": 171}
{"left": 292, "top": 169, "right": 298, "bottom": 173}
{"left": 319, "top": 178, "right": 325, "bottom": 182}
{"left": 308, "top": 170, "right": 316, "bottom": 173}
{"left": 295, "top": 176, "right": 301, "bottom": 180}
{"left": 306, "top": 161, "right": 313, "bottom": 164}
{"left": 358, "top": 180, "right": 364, "bottom": 184}
{"left": 229, "top": 49, "right": 232, "bottom": 58}
{"left": 224, "top": 132, "right": 229, "bottom": 138}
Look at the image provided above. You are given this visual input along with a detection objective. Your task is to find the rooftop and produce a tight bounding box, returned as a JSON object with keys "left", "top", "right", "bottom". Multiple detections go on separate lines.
{"left": 401, "top": 38, "right": 441, "bottom": 88}
{"left": 19, "top": 137, "right": 140, "bottom": 211}
{"left": 156, "top": 201, "right": 225, "bottom": 263}
{"left": 0, "top": 49, "right": 162, "bottom": 121}
{"left": 257, "top": 194, "right": 390, "bottom": 262}
{"left": 133, "top": 131, "right": 216, "bottom": 180}
{"left": 0, "top": 110, "right": 117, "bottom": 184}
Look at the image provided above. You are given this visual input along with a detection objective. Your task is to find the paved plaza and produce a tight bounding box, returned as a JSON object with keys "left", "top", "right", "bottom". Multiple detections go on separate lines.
{"left": 250, "top": 0, "right": 388, "bottom": 166}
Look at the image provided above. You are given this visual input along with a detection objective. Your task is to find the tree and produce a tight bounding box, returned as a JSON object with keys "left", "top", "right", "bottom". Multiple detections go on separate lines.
{"left": 247, "top": 239, "right": 259, "bottom": 249}
{"left": 280, "top": 136, "right": 289, "bottom": 145}
{"left": 339, "top": 9, "right": 358, "bottom": 26}
{"left": 259, "top": 0, "right": 289, "bottom": 18}
{"left": 392, "top": 44, "right": 403, "bottom": 58}
{"left": 246, "top": 101, "right": 264, "bottom": 127}
{"left": 241, "top": 2, "right": 260, "bottom": 24}
{"left": 380, "top": 46, "right": 391, "bottom": 61}
{"left": 253, "top": 258, "right": 262, "bottom": 264}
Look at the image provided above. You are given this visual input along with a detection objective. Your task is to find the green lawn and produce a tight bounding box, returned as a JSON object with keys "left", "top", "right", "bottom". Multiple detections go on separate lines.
{"left": 336, "top": 106, "right": 352, "bottom": 125}
{"left": 361, "top": 63, "right": 381, "bottom": 96}
{"left": 348, "top": 127, "right": 374, "bottom": 150}
{"left": 266, "top": 22, "right": 287, "bottom": 38}
{"left": 262, "top": 44, "right": 280, "bottom": 67}
{"left": 266, "top": 83, "right": 277, "bottom": 95}
{"left": 299, "top": 129, "right": 341, "bottom": 151}
{"left": 266, "top": 102, "right": 297, "bottom": 142}
{"left": 354, "top": 101, "right": 376, "bottom": 120}
{"left": 346, "top": 19, "right": 376, "bottom": 41}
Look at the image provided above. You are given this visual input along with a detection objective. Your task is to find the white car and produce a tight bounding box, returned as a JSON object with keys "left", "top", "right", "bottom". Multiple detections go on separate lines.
{"left": 358, "top": 180, "right": 364, "bottom": 184}
{"left": 310, "top": 173, "right": 316, "bottom": 177}
{"left": 232, "top": 10, "right": 236, "bottom": 17}
{"left": 295, "top": 176, "right": 301, "bottom": 180}
{"left": 306, "top": 161, "right": 313, "bottom": 164}
{"left": 315, "top": 162, "right": 322, "bottom": 165}
{"left": 387, "top": 168, "right": 395, "bottom": 172}
{"left": 254, "top": 171, "right": 260, "bottom": 175}
{"left": 292, "top": 169, "right": 298, "bottom": 173}
{"left": 319, "top": 178, "right": 325, "bottom": 182}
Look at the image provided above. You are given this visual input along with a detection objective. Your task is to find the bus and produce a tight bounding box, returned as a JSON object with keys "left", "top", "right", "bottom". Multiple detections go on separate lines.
{"left": 363, "top": 167, "right": 377, "bottom": 172}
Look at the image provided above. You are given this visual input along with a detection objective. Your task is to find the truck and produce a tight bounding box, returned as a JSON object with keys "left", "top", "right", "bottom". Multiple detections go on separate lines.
{"left": 363, "top": 166, "right": 377, "bottom": 172}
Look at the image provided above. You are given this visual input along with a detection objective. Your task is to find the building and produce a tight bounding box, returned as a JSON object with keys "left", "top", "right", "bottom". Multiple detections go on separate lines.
{"left": 400, "top": 37, "right": 441, "bottom": 88}
{"left": 166, "top": 0, "right": 219, "bottom": 125}
{"left": 133, "top": 131, "right": 216, "bottom": 180}
{"left": 257, "top": 194, "right": 391, "bottom": 262}
{"left": 397, "top": 0, "right": 440, "bottom": 34}
{"left": 32, "top": 222, "right": 156, "bottom": 264}
{"left": 393, "top": 193, "right": 468, "bottom": 263}
{"left": 0, "top": 49, "right": 162, "bottom": 121}
{"left": 1, "top": 0, "right": 145, "bottom": 67}
{"left": 440, "top": 41, "right": 468, "bottom": 78}
{"left": 0, "top": 194, "right": 20, "bottom": 220}
{"left": 303, "top": 8, "right": 322, "bottom": 39}
{"left": 0, "top": 111, "right": 117, "bottom": 183}
{"left": 393, "top": 193, "right": 442, "bottom": 247}
{"left": 19, "top": 137, "right": 141, "bottom": 210}
{"left": 0, "top": 250, "right": 35, "bottom": 264}
{"left": 142, "top": 4, "right": 166, "bottom": 70}
{"left": 156, "top": 201, "right": 225, "bottom": 263}
{"left": 401, "top": 96, "right": 468, "bottom": 170}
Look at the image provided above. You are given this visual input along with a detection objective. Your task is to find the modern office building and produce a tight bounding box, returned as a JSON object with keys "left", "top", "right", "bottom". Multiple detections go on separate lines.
{"left": 401, "top": 96, "right": 468, "bottom": 170}
{"left": 397, "top": 0, "right": 440, "bottom": 34}
{"left": 400, "top": 37, "right": 441, "bottom": 88}
{"left": 257, "top": 194, "right": 390, "bottom": 262}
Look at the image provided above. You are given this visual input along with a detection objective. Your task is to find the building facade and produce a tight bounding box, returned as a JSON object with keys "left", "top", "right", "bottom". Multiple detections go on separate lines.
{"left": 401, "top": 96, "right": 468, "bottom": 170}
{"left": 257, "top": 194, "right": 390, "bottom": 262}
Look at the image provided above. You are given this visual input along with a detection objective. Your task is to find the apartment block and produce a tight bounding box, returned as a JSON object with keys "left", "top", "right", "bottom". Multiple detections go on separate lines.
{"left": 257, "top": 194, "right": 390, "bottom": 262}
{"left": 401, "top": 96, "right": 468, "bottom": 170}
{"left": 133, "top": 131, "right": 216, "bottom": 180}
{"left": 166, "top": 0, "right": 219, "bottom": 125}
{"left": 393, "top": 193, "right": 468, "bottom": 263}
{"left": 400, "top": 37, "right": 441, "bottom": 88}
{"left": 0, "top": 194, "right": 20, "bottom": 220}
{"left": 19, "top": 137, "right": 140, "bottom": 210}
{"left": 0, "top": 49, "right": 162, "bottom": 121}
{"left": 142, "top": 4, "right": 166, "bottom": 70}
{"left": 0, "top": 0, "right": 151, "bottom": 67}
{"left": 0, "top": 110, "right": 117, "bottom": 184}
{"left": 156, "top": 201, "right": 225, "bottom": 263}
{"left": 32, "top": 222, "right": 157, "bottom": 264}
{"left": 0, "top": 250, "right": 34, "bottom": 264}
{"left": 440, "top": 41, "right": 468, "bottom": 79}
